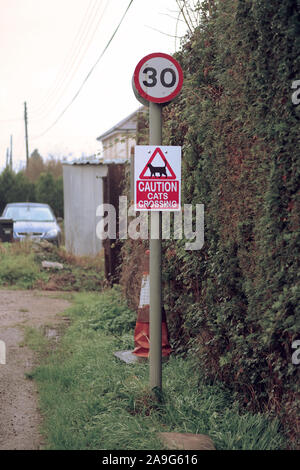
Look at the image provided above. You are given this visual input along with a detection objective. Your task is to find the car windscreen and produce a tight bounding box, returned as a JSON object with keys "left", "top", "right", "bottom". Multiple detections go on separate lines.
{"left": 4, "top": 206, "right": 55, "bottom": 222}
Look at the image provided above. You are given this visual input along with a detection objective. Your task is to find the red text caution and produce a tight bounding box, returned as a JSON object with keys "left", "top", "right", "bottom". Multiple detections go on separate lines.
{"left": 136, "top": 180, "right": 179, "bottom": 209}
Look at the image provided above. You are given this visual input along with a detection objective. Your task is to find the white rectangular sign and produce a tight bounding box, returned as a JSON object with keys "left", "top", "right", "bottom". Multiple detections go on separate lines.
{"left": 134, "top": 146, "right": 181, "bottom": 211}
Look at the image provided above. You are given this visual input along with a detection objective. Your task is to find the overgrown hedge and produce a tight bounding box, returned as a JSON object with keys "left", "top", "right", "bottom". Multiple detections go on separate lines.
{"left": 121, "top": 0, "right": 300, "bottom": 442}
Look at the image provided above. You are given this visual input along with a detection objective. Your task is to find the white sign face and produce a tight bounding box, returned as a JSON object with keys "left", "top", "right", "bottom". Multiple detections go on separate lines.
{"left": 134, "top": 53, "right": 183, "bottom": 104}
{"left": 134, "top": 146, "right": 181, "bottom": 211}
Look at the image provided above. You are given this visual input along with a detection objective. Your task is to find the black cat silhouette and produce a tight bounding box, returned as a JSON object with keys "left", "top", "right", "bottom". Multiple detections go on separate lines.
{"left": 147, "top": 162, "right": 167, "bottom": 178}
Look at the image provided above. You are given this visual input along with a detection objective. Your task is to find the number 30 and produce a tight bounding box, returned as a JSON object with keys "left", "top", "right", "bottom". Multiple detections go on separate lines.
{"left": 142, "top": 67, "right": 176, "bottom": 88}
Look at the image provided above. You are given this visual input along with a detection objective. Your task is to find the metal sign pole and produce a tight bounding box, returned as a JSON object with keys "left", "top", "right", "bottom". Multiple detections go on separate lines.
{"left": 133, "top": 52, "right": 183, "bottom": 392}
{"left": 149, "top": 102, "right": 162, "bottom": 391}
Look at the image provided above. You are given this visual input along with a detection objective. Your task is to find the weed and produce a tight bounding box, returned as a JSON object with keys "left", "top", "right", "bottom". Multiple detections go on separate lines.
{"left": 0, "top": 240, "right": 105, "bottom": 291}
{"left": 0, "top": 248, "right": 42, "bottom": 288}
{"left": 21, "top": 326, "right": 49, "bottom": 355}
{"left": 71, "top": 286, "right": 136, "bottom": 335}
{"left": 27, "top": 290, "right": 287, "bottom": 450}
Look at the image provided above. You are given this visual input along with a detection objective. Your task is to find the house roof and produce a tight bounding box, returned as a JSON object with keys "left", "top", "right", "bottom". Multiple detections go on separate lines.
{"left": 96, "top": 106, "right": 146, "bottom": 142}
{"left": 63, "top": 157, "right": 128, "bottom": 166}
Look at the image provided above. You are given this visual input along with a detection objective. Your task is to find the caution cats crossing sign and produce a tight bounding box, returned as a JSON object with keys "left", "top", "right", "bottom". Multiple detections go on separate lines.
{"left": 134, "top": 146, "right": 181, "bottom": 211}
{"left": 139, "top": 147, "right": 176, "bottom": 180}
{"left": 132, "top": 54, "right": 184, "bottom": 391}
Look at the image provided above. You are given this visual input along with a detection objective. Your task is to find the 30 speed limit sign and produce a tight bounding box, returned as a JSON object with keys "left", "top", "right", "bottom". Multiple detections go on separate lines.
{"left": 133, "top": 52, "right": 183, "bottom": 104}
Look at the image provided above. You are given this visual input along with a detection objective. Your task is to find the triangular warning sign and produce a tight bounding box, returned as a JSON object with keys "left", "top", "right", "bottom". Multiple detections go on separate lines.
{"left": 139, "top": 147, "right": 176, "bottom": 180}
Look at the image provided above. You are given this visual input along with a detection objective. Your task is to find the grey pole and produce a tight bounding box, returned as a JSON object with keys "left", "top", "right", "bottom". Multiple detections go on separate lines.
{"left": 149, "top": 102, "right": 162, "bottom": 391}
{"left": 10, "top": 135, "right": 13, "bottom": 170}
{"left": 24, "top": 102, "right": 29, "bottom": 168}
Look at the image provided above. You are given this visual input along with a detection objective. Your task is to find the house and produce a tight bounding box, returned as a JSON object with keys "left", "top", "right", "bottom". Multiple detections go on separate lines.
{"left": 96, "top": 106, "right": 147, "bottom": 161}
{"left": 62, "top": 107, "right": 148, "bottom": 281}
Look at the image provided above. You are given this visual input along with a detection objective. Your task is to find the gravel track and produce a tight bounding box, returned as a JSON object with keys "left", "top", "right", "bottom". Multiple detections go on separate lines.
{"left": 0, "top": 289, "right": 71, "bottom": 450}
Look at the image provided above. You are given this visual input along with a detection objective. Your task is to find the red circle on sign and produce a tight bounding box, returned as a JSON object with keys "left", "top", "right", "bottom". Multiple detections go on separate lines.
{"left": 134, "top": 52, "right": 183, "bottom": 104}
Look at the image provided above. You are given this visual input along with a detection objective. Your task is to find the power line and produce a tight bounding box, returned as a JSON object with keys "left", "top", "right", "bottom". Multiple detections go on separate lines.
{"left": 29, "top": 0, "right": 102, "bottom": 117}
{"left": 32, "top": 0, "right": 134, "bottom": 140}
{"left": 0, "top": 0, "right": 99, "bottom": 123}
{"left": 30, "top": 0, "right": 110, "bottom": 122}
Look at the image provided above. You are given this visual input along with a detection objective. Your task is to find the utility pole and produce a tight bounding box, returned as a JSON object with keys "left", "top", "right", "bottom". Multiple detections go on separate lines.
{"left": 24, "top": 102, "right": 29, "bottom": 168}
{"left": 6, "top": 148, "right": 9, "bottom": 168}
{"left": 10, "top": 135, "right": 13, "bottom": 170}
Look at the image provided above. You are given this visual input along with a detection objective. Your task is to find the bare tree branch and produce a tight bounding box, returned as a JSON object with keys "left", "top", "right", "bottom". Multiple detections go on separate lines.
{"left": 176, "top": 0, "right": 193, "bottom": 34}
{"left": 144, "top": 24, "right": 182, "bottom": 38}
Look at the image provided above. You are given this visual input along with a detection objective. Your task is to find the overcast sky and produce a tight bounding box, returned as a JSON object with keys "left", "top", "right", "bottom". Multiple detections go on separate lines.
{"left": 0, "top": 0, "right": 189, "bottom": 171}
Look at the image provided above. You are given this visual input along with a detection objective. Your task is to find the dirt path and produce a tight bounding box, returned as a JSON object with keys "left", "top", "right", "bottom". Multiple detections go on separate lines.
{"left": 0, "top": 289, "right": 71, "bottom": 450}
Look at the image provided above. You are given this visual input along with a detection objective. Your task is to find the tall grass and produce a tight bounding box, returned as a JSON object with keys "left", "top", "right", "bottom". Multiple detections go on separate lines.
{"left": 0, "top": 241, "right": 105, "bottom": 291}
{"left": 0, "top": 242, "right": 42, "bottom": 288}
{"left": 26, "top": 289, "right": 287, "bottom": 450}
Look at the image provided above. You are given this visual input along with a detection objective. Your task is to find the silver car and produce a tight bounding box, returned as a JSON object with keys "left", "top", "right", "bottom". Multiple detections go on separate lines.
{"left": 1, "top": 202, "right": 62, "bottom": 246}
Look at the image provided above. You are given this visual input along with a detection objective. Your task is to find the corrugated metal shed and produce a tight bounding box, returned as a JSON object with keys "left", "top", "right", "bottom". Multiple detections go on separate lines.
{"left": 62, "top": 160, "right": 109, "bottom": 257}
{"left": 64, "top": 157, "right": 128, "bottom": 165}
{"left": 62, "top": 157, "right": 126, "bottom": 281}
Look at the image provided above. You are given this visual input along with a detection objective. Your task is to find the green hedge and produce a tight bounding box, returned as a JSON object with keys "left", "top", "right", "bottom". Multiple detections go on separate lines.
{"left": 160, "top": 0, "right": 300, "bottom": 426}
{"left": 117, "top": 0, "right": 300, "bottom": 440}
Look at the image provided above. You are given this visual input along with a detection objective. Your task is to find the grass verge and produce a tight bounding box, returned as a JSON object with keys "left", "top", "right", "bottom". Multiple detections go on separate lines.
{"left": 0, "top": 240, "right": 105, "bottom": 291}
{"left": 26, "top": 287, "right": 287, "bottom": 450}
